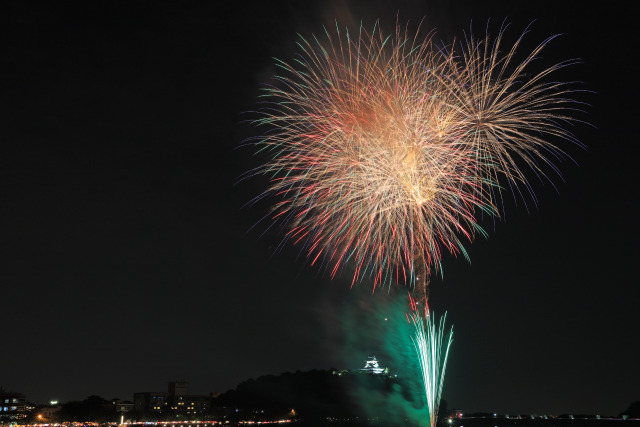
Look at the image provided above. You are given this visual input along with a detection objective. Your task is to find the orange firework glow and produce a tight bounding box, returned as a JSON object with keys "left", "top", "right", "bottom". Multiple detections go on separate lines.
{"left": 247, "top": 21, "right": 582, "bottom": 299}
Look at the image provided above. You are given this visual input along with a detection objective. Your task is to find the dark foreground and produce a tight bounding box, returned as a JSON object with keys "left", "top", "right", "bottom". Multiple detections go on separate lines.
{"left": 443, "top": 418, "right": 639, "bottom": 427}
{"left": 293, "top": 419, "right": 639, "bottom": 426}
{"left": 4, "top": 419, "right": 639, "bottom": 427}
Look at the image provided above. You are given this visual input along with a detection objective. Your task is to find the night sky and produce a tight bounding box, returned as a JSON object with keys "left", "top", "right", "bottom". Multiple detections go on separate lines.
{"left": 1, "top": 0, "right": 637, "bottom": 417}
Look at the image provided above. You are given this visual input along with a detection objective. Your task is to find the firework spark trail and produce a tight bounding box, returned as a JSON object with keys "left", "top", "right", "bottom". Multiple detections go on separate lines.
{"left": 438, "top": 25, "right": 585, "bottom": 210}
{"left": 408, "top": 296, "right": 453, "bottom": 427}
{"left": 251, "top": 22, "right": 491, "bottom": 295}
{"left": 248, "top": 21, "right": 581, "bottom": 299}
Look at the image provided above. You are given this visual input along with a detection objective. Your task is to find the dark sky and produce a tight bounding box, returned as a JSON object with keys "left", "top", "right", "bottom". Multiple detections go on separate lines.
{"left": 1, "top": 0, "right": 637, "bottom": 417}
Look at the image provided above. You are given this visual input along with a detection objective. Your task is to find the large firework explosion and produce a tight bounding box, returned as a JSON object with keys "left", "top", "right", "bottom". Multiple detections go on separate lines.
{"left": 248, "top": 21, "right": 581, "bottom": 302}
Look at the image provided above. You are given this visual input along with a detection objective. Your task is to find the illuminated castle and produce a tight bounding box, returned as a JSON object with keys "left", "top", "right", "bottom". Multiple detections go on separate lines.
{"left": 360, "top": 356, "right": 386, "bottom": 374}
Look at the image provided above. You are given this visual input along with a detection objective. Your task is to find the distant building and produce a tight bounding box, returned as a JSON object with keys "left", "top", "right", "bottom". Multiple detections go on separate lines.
{"left": 134, "top": 382, "right": 210, "bottom": 418}
{"left": 25, "top": 401, "right": 36, "bottom": 416}
{"left": 330, "top": 356, "right": 392, "bottom": 377}
{"left": 133, "top": 392, "right": 169, "bottom": 414}
{"left": 360, "top": 356, "right": 386, "bottom": 374}
{"left": 0, "top": 387, "right": 26, "bottom": 420}
{"left": 168, "top": 382, "right": 189, "bottom": 396}
{"left": 110, "top": 398, "right": 134, "bottom": 414}
{"left": 166, "top": 394, "right": 210, "bottom": 416}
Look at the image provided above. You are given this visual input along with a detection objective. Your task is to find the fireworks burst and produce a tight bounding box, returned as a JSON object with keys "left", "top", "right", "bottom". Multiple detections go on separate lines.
{"left": 408, "top": 296, "right": 453, "bottom": 427}
{"left": 439, "top": 25, "right": 584, "bottom": 208}
{"left": 248, "top": 21, "right": 581, "bottom": 300}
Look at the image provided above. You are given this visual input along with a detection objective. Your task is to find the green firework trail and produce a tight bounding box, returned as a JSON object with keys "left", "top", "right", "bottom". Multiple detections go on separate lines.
{"left": 409, "top": 304, "right": 453, "bottom": 427}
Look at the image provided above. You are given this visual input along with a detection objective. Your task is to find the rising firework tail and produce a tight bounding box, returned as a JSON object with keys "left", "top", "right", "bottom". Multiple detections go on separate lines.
{"left": 246, "top": 19, "right": 583, "bottom": 299}
{"left": 408, "top": 294, "right": 453, "bottom": 427}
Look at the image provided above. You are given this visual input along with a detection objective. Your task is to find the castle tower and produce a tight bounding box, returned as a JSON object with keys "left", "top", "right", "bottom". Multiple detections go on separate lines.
{"left": 360, "top": 356, "right": 385, "bottom": 374}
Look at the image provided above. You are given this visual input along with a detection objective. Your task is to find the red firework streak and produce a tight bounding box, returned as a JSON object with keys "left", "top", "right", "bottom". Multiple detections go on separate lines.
{"left": 407, "top": 292, "right": 429, "bottom": 322}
